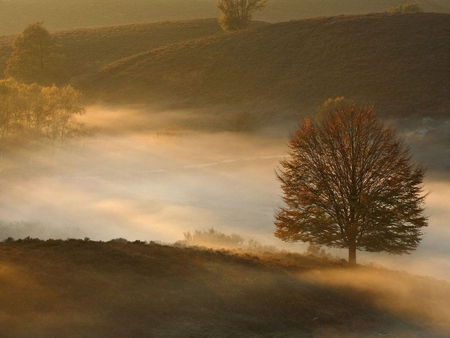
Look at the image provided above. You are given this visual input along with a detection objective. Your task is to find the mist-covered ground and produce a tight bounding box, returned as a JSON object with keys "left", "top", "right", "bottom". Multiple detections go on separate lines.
{"left": 0, "top": 106, "right": 449, "bottom": 281}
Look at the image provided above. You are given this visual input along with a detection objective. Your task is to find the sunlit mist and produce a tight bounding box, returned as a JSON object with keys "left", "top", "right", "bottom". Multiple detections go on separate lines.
{"left": 0, "top": 105, "right": 449, "bottom": 281}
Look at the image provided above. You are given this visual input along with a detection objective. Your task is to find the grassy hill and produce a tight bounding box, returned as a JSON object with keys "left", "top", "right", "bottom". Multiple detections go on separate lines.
{"left": 82, "top": 13, "right": 450, "bottom": 117}
{"left": 0, "top": 19, "right": 233, "bottom": 85}
{"left": 0, "top": 0, "right": 449, "bottom": 35}
{"left": 1, "top": 238, "right": 449, "bottom": 337}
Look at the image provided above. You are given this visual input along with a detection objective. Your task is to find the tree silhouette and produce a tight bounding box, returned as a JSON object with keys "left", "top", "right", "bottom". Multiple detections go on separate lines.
{"left": 5, "top": 22, "right": 66, "bottom": 86}
{"left": 216, "top": 0, "right": 266, "bottom": 31}
{"left": 275, "top": 105, "right": 427, "bottom": 264}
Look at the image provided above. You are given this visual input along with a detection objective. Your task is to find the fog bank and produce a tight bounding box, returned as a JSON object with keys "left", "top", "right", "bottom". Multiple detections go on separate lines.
{"left": 0, "top": 105, "right": 449, "bottom": 281}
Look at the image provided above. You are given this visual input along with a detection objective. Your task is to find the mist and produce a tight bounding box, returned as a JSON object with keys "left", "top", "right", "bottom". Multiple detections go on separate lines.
{"left": 0, "top": 105, "right": 449, "bottom": 281}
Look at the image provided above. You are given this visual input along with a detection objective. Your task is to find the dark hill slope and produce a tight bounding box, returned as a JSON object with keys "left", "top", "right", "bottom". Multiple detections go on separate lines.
{"left": 1, "top": 239, "right": 449, "bottom": 337}
{"left": 85, "top": 13, "right": 450, "bottom": 117}
{"left": 0, "top": 19, "right": 233, "bottom": 83}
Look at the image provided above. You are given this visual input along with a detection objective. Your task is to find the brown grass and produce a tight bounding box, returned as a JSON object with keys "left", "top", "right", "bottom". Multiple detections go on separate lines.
{"left": 81, "top": 13, "right": 450, "bottom": 118}
{"left": 0, "top": 0, "right": 449, "bottom": 35}
{"left": 0, "top": 19, "right": 231, "bottom": 85}
{"left": 0, "top": 238, "right": 449, "bottom": 337}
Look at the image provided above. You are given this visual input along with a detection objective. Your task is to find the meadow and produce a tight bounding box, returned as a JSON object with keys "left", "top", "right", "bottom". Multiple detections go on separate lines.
{"left": 0, "top": 3, "right": 449, "bottom": 338}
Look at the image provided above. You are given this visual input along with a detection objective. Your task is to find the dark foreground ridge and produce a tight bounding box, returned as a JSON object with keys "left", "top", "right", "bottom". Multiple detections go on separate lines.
{"left": 1, "top": 238, "right": 449, "bottom": 337}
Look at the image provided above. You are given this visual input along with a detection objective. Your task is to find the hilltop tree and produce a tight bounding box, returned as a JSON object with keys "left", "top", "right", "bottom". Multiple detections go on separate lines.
{"left": 5, "top": 22, "right": 66, "bottom": 86}
{"left": 275, "top": 104, "right": 427, "bottom": 264}
{"left": 216, "top": 0, "right": 266, "bottom": 31}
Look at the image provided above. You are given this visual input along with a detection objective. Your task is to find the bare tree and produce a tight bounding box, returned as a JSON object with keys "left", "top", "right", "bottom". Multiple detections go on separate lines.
{"left": 216, "top": 0, "right": 266, "bottom": 31}
{"left": 275, "top": 105, "right": 427, "bottom": 264}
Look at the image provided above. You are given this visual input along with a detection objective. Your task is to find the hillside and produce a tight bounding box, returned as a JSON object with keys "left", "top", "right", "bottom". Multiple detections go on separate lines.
{"left": 83, "top": 13, "right": 450, "bottom": 117}
{"left": 0, "top": 19, "right": 234, "bottom": 84}
{"left": 0, "top": 0, "right": 449, "bottom": 35}
{"left": 1, "top": 239, "right": 449, "bottom": 337}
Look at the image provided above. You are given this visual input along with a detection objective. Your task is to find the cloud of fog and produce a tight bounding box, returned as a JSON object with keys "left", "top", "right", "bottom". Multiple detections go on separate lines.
{"left": 0, "top": 106, "right": 449, "bottom": 281}
{"left": 0, "top": 106, "right": 289, "bottom": 244}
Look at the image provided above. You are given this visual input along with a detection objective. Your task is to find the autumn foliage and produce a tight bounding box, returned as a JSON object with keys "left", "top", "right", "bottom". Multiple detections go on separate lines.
{"left": 275, "top": 105, "right": 427, "bottom": 264}
{"left": 216, "top": 0, "right": 266, "bottom": 31}
{"left": 0, "top": 78, "right": 89, "bottom": 144}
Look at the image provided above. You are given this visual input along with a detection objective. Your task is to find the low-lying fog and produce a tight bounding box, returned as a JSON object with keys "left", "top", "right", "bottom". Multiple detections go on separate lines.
{"left": 0, "top": 106, "right": 449, "bottom": 281}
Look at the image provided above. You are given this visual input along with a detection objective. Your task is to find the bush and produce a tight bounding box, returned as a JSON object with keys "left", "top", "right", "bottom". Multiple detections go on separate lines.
{"left": 182, "top": 228, "right": 244, "bottom": 249}
{"left": 388, "top": 2, "right": 423, "bottom": 14}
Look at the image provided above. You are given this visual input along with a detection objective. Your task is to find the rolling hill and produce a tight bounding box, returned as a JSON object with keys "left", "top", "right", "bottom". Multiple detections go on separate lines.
{"left": 0, "top": 19, "right": 233, "bottom": 86}
{"left": 0, "top": 0, "right": 449, "bottom": 35}
{"left": 1, "top": 238, "right": 449, "bottom": 337}
{"left": 82, "top": 13, "right": 450, "bottom": 117}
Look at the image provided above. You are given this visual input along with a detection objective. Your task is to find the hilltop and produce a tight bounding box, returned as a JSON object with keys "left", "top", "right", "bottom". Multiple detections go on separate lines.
{"left": 82, "top": 13, "right": 450, "bottom": 117}
{"left": 0, "top": 0, "right": 449, "bottom": 35}
{"left": 1, "top": 238, "right": 449, "bottom": 337}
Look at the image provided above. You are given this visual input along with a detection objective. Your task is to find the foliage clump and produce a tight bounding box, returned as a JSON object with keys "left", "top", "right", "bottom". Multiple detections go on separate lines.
{"left": 182, "top": 228, "right": 245, "bottom": 249}
{"left": 181, "top": 228, "right": 278, "bottom": 252}
{"left": 0, "top": 78, "right": 92, "bottom": 144}
{"left": 216, "top": 0, "right": 266, "bottom": 31}
{"left": 388, "top": 2, "right": 423, "bottom": 14}
{"left": 5, "top": 22, "right": 66, "bottom": 86}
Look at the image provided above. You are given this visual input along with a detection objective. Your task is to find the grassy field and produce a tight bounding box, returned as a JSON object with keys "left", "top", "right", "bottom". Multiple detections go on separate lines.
{"left": 80, "top": 13, "right": 450, "bottom": 118}
{"left": 0, "top": 13, "right": 446, "bottom": 121}
{"left": 0, "top": 7, "right": 448, "bottom": 337}
{"left": 0, "top": 0, "right": 449, "bottom": 35}
{"left": 0, "top": 19, "right": 237, "bottom": 86}
{"left": 1, "top": 238, "right": 449, "bottom": 338}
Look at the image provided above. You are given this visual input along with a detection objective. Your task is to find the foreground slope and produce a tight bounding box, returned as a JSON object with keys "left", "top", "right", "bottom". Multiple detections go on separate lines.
{"left": 84, "top": 13, "right": 450, "bottom": 117}
{"left": 1, "top": 239, "right": 449, "bottom": 338}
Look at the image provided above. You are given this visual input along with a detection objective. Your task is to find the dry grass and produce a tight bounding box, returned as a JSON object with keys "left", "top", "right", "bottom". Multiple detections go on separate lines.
{"left": 0, "top": 19, "right": 231, "bottom": 85}
{"left": 0, "top": 238, "right": 449, "bottom": 337}
{"left": 82, "top": 13, "right": 450, "bottom": 118}
{"left": 0, "top": 13, "right": 447, "bottom": 120}
{"left": 0, "top": 0, "right": 449, "bottom": 35}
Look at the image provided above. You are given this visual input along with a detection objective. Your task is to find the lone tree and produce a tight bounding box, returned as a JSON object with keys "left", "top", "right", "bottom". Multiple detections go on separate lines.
{"left": 5, "top": 22, "right": 66, "bottom": 86}
{"left": 275, "top": 104, "right": 427, "bottom": 264}
{"left": 216, "top": 0, "right": 266, "bottom": 31}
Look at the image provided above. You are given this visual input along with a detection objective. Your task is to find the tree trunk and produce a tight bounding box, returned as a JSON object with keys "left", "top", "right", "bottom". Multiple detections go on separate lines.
{"left": 348, "top": 244, "right": 357, "bottom": 265}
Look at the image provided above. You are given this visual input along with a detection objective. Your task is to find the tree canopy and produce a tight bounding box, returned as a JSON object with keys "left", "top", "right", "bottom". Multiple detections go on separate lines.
{"left": 275, "top": 104, "right": 427, "bottom": 264}
{"left": 5, "top": 22, "right": 66, "bottom": 86}
{"left": 0, "top": 78, "right": 90, "bottom": 144}
{"left": 216, "top": 0, "right": 266, "bottom": 31}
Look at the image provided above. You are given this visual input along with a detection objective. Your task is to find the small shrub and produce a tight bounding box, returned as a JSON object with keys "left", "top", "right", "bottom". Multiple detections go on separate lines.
{"left": 183, "top": 228, "right": 244, "bottom": 249}
{"left": 306, "top": 244, "right": 333, "bottom": 259}
{"left": 388, "top": 2, "right": 423, "bottom": 14}
{"left": 109, "top": 238, "right": 128, "bottom": 244}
